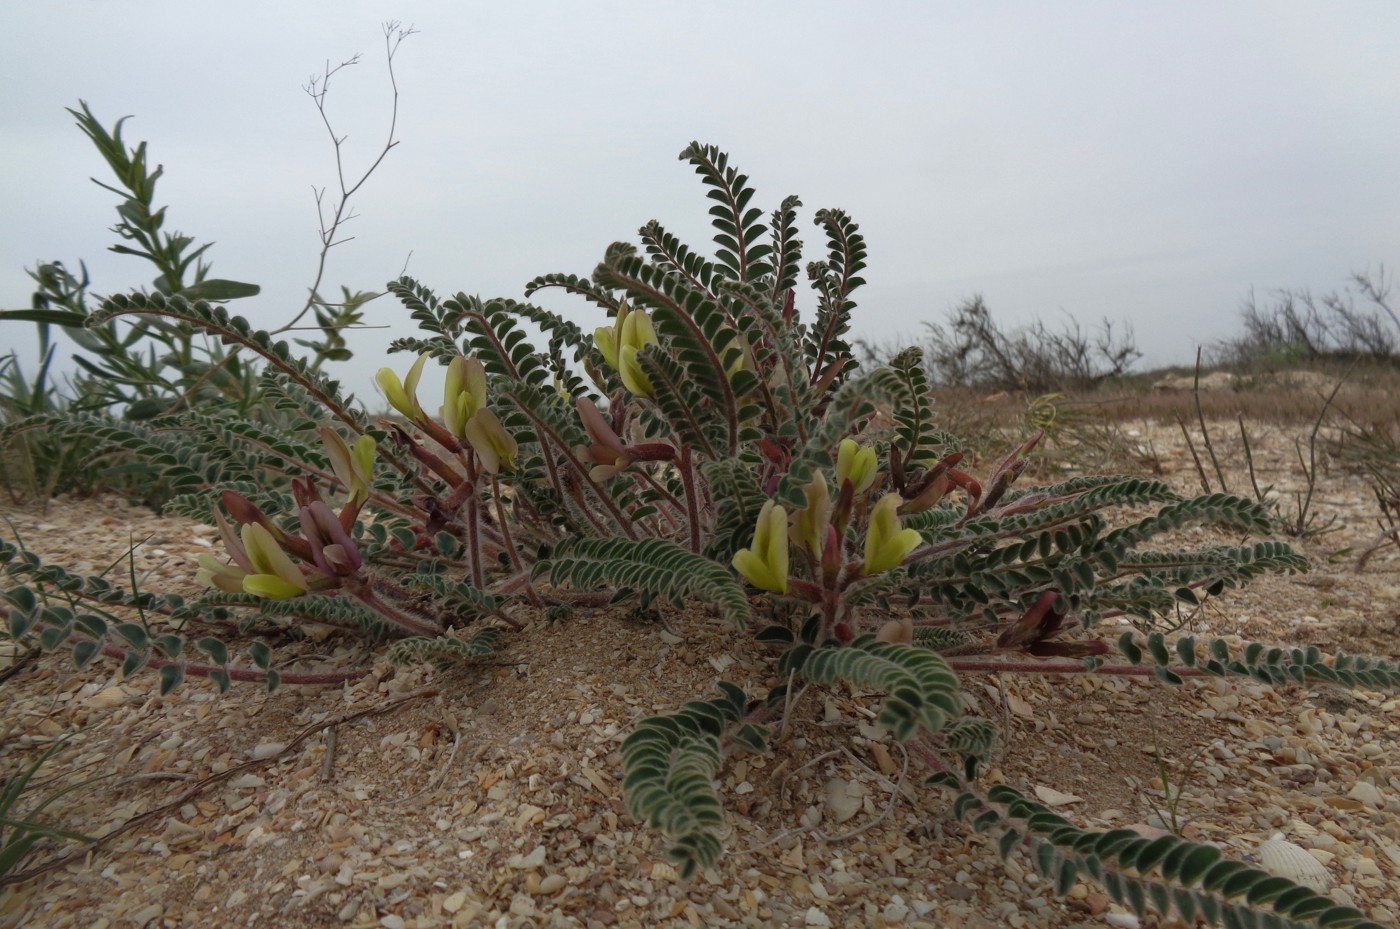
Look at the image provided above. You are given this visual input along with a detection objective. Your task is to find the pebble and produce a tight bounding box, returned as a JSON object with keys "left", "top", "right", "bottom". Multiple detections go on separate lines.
{"left": 537, "top": 874, "right": 567, "bottom": 894}
{"left": 129, "top": 904, "right": 163, "bottom": 927}
{"left": 1032, "top": 786, "right": 1082, "bottom": 806}
{"left": 1353, "top": 857, "right": 1382, "bottom": 877}
{"left": 804, "top": 906, "right": 832, "bottom": 927}
{"left": 507, "top": 846, "right": 547, "bottom": 870}
{"left": 86, "top": 686, "right": 132, "bottom": 710}
{"left": 1347, "top": 781, "right": 1384, "bottom": 808}
{"left": 379, "top": 916, "right": 405, "bottom": 929}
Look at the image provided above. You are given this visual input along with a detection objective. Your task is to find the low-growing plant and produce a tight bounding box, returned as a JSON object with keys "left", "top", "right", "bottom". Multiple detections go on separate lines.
{"left": 1025, "top": 391, "right": 1156, "bottom": 476}
{"left": 2, "top": 141, "right": 1396, "bottom": 929}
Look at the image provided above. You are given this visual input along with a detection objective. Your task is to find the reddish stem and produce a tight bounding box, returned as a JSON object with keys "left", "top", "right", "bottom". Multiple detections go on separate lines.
{"left": 679, "top": 446, "right": 701, "bottom": 554}
{"left": 947, "top": 658, "right": 1204, "bottom": 678}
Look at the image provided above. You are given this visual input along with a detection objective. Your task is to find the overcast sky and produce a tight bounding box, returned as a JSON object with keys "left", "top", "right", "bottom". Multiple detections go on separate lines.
{"left": 4, "top": 2, "right": 1399, "bottom": 403}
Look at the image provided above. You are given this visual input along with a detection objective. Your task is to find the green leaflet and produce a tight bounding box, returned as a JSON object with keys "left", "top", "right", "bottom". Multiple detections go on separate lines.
{"left": 388, "top": 626, "right": 501, "bottom": 668}
{"left": 535, "top": 537, "right": 751, "bottom": 628}
{"left": 679, "top": 142, "right": 774, "bottom": 283}
{"left": 804, "top": 208, "right": 866, "bottom": 391}
{"left": 798, "top": 636, "right": 961, "bottom": 741}
{"left": 90, "top": 291, "right": 362, "bottom": 431}
{"left": 620, "top": 681, "right": 763, "bottom": 878}
{"left": 953, "top": 784, "right": 1387, "bottom": 929}
{"left": 1116, "top": 632, "right": 1400, "bottom": 691}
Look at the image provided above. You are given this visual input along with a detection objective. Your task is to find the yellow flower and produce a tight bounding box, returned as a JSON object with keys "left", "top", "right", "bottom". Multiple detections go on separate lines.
{"left": 720, "top": 327, "right": 752, "bottom": 377}
{"left": 861, "top": 493, "right": 922, "bottom": 576}
{"left": 375, "top": 353, "right": 429, "bottom": 420}
{"left": 240, "top": 523, "right": 309, "bottom": 599}
{"left": 789, "top": 470, "right": 831, "bottom": 558}
{"left": 618, "top": 344, "right": 655, "bottom": 398}
{"left": 595, "top": 301, "right": 658, "bottom": 398}
{"left": 594, "top": 301, "right": 628, "bottom": 371}
{"left": 462, "top": 408, "right": 518, "bottom": 474}
{"left": 319, "top": 426, "right": 376, "bottom": 506}
{"left": 835, "top": 439, "right": 877, "bottom": 494}
{"left": 196, "top": 554, "right": 246, "bottom": 594}
{"left": 442, "top": 356, "right": 488, "bottom": 438}
{"left": 732, "top": 500, "right": 789, "bottom": 594}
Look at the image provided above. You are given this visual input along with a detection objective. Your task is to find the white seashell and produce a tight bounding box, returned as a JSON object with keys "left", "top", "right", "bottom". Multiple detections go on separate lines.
{"left": 1033, "top": 785, "right": 1083, "bottom": 806}
{"left": 1259, "top": 834, "right": 1331, "bottom": 893}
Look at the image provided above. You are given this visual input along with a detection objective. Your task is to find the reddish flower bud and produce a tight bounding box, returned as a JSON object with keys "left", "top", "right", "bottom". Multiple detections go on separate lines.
{"left": 299, "top": 500, "right": 362, "bottom": 577}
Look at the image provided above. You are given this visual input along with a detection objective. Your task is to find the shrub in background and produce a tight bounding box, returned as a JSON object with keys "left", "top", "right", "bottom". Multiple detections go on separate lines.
{"left": 863, "top": 294, "right": 1141, "bottom": 393}
{"left": 1212, "top": 271, "right": 1400, "bottom": 370}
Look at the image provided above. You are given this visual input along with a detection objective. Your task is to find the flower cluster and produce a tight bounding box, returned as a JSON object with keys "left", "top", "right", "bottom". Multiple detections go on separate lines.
{"left": 376, "top": 353, "right": 517, "bottom": 474}
{"left": 731, "top": 439, "right": 924, "bottom": 639}
{"left": 594, "top": 301, "right": 658, "bottom": 398}
{"left": 197, "top": 427, "right": 372, "bottom": 600}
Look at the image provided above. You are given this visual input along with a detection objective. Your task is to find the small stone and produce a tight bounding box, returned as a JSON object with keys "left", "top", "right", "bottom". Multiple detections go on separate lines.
{"left": 882, "top": 899, "right": 910, "bottom": 921}
{"left": 870, "top": 743, "right": 898, "bottom": 777}
{"left": 508, "top": 845, "right": 547, "bottom": 869}
{"left": 251, "top": 742, "right": 286, "bottom": 760}
{"left": 379, "top": 916, "right": 405, "bottom": 929}
{"left": 1353, "top": 857, "right": 1382, "bottom": 878}
{"left": 1033, "top": 785, "right": 1082, "bottom": 806}
{"left": 537, "top": 874, "right": 567, "bottom": 894}
{"left": 804, "top": 906, "right": 832, "bottom": 927}
{"left": 230, "top": 774, "right": 265, "bottom": 789}
{"left": 87, "top": 686, "right": 131, "bottom": 710}
{"left": 443, "top": 891, "right": 467, "bottom": 913}
{"left": 1347, "top": 781, "right": 1384, "bottom": 809}
{"left": 130, "top": 904, "right": 163, "bottom": 927}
